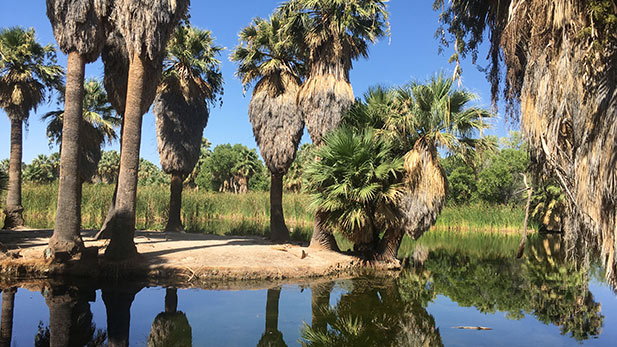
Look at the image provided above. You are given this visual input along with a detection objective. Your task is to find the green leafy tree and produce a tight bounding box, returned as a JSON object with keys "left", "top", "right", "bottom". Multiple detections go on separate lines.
{"left": 0, "top": 27, "right": 63, "bottom": 229}
{"left": 304, "top": 127, "right": 404, "bottom": 257}
{"left": 284, "top": 143, "right": 314, "bottom": 193}
{"left": 23, "top": 154, "right": 60, "bottom": 184}
{"left": 138, "top": 159, "right": 169, "bottom": 186}
{"left": 97, "top": 150, "right": 121, "bottom": 184}
{"left": 477, "top": 148, "right": 529, "bottom": 204}
{"left": 185, "top": 138, "right": 211, "bottom": 188}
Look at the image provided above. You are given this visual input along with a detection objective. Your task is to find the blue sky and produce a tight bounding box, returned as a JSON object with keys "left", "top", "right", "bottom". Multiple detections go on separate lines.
{"left": 0, "top": 1, "right": 515, "bottom": 165}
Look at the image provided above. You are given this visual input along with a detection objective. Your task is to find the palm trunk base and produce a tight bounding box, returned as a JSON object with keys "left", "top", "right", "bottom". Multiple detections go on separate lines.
{"left": 44, "top": 234, "right": 86, "bottom": 264}
{"left": 308, "top": 211, "right": 339, "bottom": 251}
{"left": 164, "top": 222, "right": 185, "bottom": 233}
{"left": 2, "top": 206, "right": 24, "bottom": 230}
{"left": 164, "top": 174, "right": 184, "bottom": 233}
{"left": 371, "top": 228, "right": 404, "bottom": 268}
{"left": 102, "top": 210, "right": 137, "bottom": 261}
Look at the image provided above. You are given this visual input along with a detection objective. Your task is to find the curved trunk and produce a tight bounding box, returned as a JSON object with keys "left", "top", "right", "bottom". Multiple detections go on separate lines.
{"left": 104, "top": 53, "right": 147, "bottom": 260}
{"left": 164, "top": 173, "right": 184, "bottom": 233}
{"left": 270, "top": 173, "right": 289, "bottom": 243}
{"left": 0, "top": 288, "right": 16, "bottom": 347}
{"left": 48, "top": 52, "right": 86, "bottom": 259}
{"left": 309, "top": 210, "right": 339, "bottom": 251}
{"left": 3, "top": 118, "right": 24, "bottom": 229}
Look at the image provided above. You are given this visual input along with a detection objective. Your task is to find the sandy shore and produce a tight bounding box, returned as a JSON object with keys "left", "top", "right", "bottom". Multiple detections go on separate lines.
{"left": 0, "top": 229, "right": 364, "bottom": 288}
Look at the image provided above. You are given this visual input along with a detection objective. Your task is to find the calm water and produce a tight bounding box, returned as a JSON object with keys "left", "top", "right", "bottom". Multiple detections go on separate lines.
{"left": 1, "top": 234, "right": 615, "bottom": 346}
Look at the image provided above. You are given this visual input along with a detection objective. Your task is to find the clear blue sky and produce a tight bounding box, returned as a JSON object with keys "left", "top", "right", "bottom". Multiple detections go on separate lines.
{"left": 0, "top": 1, "right": 514, "bottom": 166}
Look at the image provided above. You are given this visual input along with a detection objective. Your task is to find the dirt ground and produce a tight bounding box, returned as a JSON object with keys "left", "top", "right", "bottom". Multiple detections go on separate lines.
{"left": 0, "top": 229, "right": 363, "bottom": 287}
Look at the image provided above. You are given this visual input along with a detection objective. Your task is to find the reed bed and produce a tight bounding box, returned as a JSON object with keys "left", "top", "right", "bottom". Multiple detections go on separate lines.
{"left": 3, "top": 184, "right": 535, "bottom": 244}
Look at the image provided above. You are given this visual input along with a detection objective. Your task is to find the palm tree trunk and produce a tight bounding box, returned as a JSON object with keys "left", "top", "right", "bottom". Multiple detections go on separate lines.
{"left": 164, "top": 288, "right": 178, "bottom": 313}
{"left": 48, "top": 52, "right": 86, "bottom": 258}
{"left": 0, "top": 288, "right": 16, "bottom": 347}
{"left": 310, "top": 281, "right": 333, "bottom": 333}
{"left": 265, "top": 287, "right": 281, "bottom": 332}
{"left": 375, "top": 227, "right": 404, "bottom": 264}
{"left": 104, "top": 53, "right": 147, "bottom": 260}
{"left": 164, "top": 173, "right": 184, "bottom": 233}
{"left": 270, "top": 173, "right": 289, "bottom": 243}
{"left": 3, "top": 118, "right": 24, "bottom": 230}
{"left": 102, "top": 286, "right": 141, "bottom": 347}
{"left": 309, "top": 210, "right": 339, "bottom": 251}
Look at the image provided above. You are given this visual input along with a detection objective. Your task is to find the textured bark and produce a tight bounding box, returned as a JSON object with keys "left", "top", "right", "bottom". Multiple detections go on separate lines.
{"left": 102, "top": 286, "right": 141, "bottom": 347}
{"left": 270, "top": 173, "right": 289, "bottom": 243}
{"left": 375, "top": 227, "right": 404, "bottom": 264}
{"left": 309, "top": 210, "right": 339, "bottom": 251}
{"left": 48, "top": 52, "right": 86, "bottom": 259}
{"left": 0, "top": 288, "right": 16, "bottom": 347}
{"left": 3, "top": 118, "right": 24, "bottom": 229}
{"left": 164, "top": 173, "right": 184, "bottom": 233}
{"left": 104, "top": 53, "right": 147, "bottom": 260}
{"left": 164, "top": 288, "right": 177, "bottom": 313}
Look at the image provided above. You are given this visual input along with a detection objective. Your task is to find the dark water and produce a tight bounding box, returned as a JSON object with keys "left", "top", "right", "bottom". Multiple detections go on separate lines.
{"left": 1, "top": 234, "right": 616, "bottom": 346}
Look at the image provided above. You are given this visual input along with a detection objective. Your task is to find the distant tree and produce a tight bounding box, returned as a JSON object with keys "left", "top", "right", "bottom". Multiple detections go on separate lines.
{"left": 23, "top": 154, "right": 60, "bottom": 184}
{"left": 199, "top": 144, "right": 263, "bottom": 193}
{"left": 138, "top": 159, "right": 169, "bottom": 186}
{"left": 185, "top": 138, "right": 211, "bottom": 188}
{"left": 284, "top": 143, "right": 314, "bottom": 193}
{"left": 477, "top": 148, "right": 529, "bottom": 205}
{"left": 233, "top": 147, "right": 261, "bottom": 194}
{"left": 97, "top": 150, "right": 121, "bottom": 184}
{"left": 0, "top": 160, "right": 8, "bottom": 174}
{"left": 42, "top": 78, "right": 120, "bottom": 183}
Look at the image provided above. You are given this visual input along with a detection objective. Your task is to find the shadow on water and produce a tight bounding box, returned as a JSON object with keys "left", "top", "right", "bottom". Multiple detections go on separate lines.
{"left": 0, "top": 233, "right": 613, "bottom": 346}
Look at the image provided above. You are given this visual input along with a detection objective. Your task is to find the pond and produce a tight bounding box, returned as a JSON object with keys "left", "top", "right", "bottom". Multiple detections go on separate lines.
{"left": 0, "top": 234, "right": 615, "bottom": 346}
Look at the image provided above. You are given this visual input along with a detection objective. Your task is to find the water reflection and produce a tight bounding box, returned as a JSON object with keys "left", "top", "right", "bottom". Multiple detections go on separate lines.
{"left": 0, "top": 234, "right": 612, "bottom": 346}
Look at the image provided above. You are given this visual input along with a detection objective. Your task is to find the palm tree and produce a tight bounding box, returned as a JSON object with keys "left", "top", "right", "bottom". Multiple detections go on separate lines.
{"left": 147, "top": 288, "right": 192, "bottom": 347}
{"left": 258, "top": 287, "right": 287, "bottom": 347}
{"left": 97, "top": 150, "right": 121, "bottom": 184}
{"left": 0, "top": 288, "right": 16, "bottom": 347}
{"left": 303, "top": 127, "right": 404, "bottom": 258}
{"left": 154, "top": 25, "right": 223, "bottom": 233}
{"left": 45, "top": 0, "right": 111, "bottom": 259}
{"left": 378, "top": 75, "right": 491, "bottom": 261}
{"left": 23, "top": 154, "right": 60, "bottom": 184}
{"left": 233, "top": 147, "right": 261, "bottom": 194}
{"left": 232, "top": 15, "right": 305, "bottom": 242}
{"left": 42, "top": 78, "right": 120, "bottom": 183}
{"left": 278, "top": 0, "right": 390, "bottom": 250}
{"left": 0, "top": 27, "right": 63, "bottom": 230}
{"left": 103, "top": 0, "right": 189, "bottom": 260}
{"left": 185, "top": 137, "right": 211, "bottom": 187}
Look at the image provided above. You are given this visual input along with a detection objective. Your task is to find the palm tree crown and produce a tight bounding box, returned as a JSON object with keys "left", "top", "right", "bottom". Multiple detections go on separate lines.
{"left": 0, "top": 27, "right": 63, "bottom": 120}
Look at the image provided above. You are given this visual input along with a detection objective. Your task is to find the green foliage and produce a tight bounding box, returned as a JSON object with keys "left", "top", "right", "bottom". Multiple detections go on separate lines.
{"left": 185, "top": 138, "right": 211, "bottom": 187}
{"left": 96, "top": 150, "right": 120, "bottom": 184}
{"left": 447, "top": 165, "right": 476, "bottom": 204}
{"left": 284, "top": 143, "right": 314, "bottom": 192}
{"left": 477, "top": 148, "right": 529, "bottom": 204}
{"left": 198, "top": 144, "right": 264, "bottom": 193}
{"left": 249, "top": 165, "right": 270, "bottom": 192}
{"left": 304, "top": 127, "right": 404, "bottom": 244}
{"left": 0, "top": 27, "right": 63, "bottom": 119}
{"left": 0, "top": 159, "right": 8, "bottom": 173}
{"left": 0, "top": 168, "right": 7, "bottom": 195}
{"left": 23, "top": 153, "right": 59, "bottom": 184}
{"left": 530, "top": 179, "right": 566, "bottom": 231}
{"left": 138, "top": 159, "right": 169, "bottom": 186}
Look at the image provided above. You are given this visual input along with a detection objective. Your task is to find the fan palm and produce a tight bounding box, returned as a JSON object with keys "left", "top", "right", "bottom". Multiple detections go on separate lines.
{"left": 154, "top": 25, "right": 223, "bottom": 233}
{"left": 23, "top": 154, "right": 60, "bottom": 184}
{"left": 380, "top": 74, "right": 491, "bottom": 260}
{"left": 97, "top": 150, "right": 120, "bottom": 184}
{"left": 303, "top": 127, "right": 404, "bottom": 255}
{"left": 42, "top": 78, "right": 120, "bottom": 183}
{"left": 278, "top": 0, "right": 390, "bottom": 250}
{"left": 46, "top": 0, "right": 111, "bottom": 259}
{"left": 233, "top": 148, "right": 261, "bottom": 194}
{"left": 232, "top": 14, "right": 305, "bottom": 242}
{"left": 0, "top": 27, "right": 63, "bottom": 230}
{"left": 103, "top": 0, "right": 189, "bottom": 260}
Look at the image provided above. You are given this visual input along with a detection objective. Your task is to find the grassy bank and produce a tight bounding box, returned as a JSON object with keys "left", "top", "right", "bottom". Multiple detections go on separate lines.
{"left": 1, "top": 184, "right": 535, "bottom": 241}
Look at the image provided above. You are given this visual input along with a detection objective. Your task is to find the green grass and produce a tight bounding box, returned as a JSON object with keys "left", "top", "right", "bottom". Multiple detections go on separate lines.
{"left": 2, "top": 184, "right": 533, "bottom": 244}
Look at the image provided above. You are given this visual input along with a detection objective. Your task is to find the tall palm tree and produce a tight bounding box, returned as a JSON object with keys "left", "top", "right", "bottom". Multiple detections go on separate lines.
{"left": 378, "top": 75, "right": 492, "bottom": 261}
{"left": 46, "top": 0, "right": 111, "bottom": 259}
{"left": 42, "top": 78, "right": 120, "bottom": 183}
{"left": 232, "top": 15, "right": 305, "bottom": 242}
{"left": 258, "top": 287, "right": 286, "bottom": 347}
{"left": 154, "top": 25, "right": 223, "bottom": 233}
{"left": 0, "top": 27, "right": 63, "bottom": 230}
{"left": 0, "top": 288, "right": 16, "bottom": 347}
{"left": 103, "top": 0, "right": 189, "bottom": 260}
{"left": 278, "top": 0, "right": 390, "bottom": 250}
